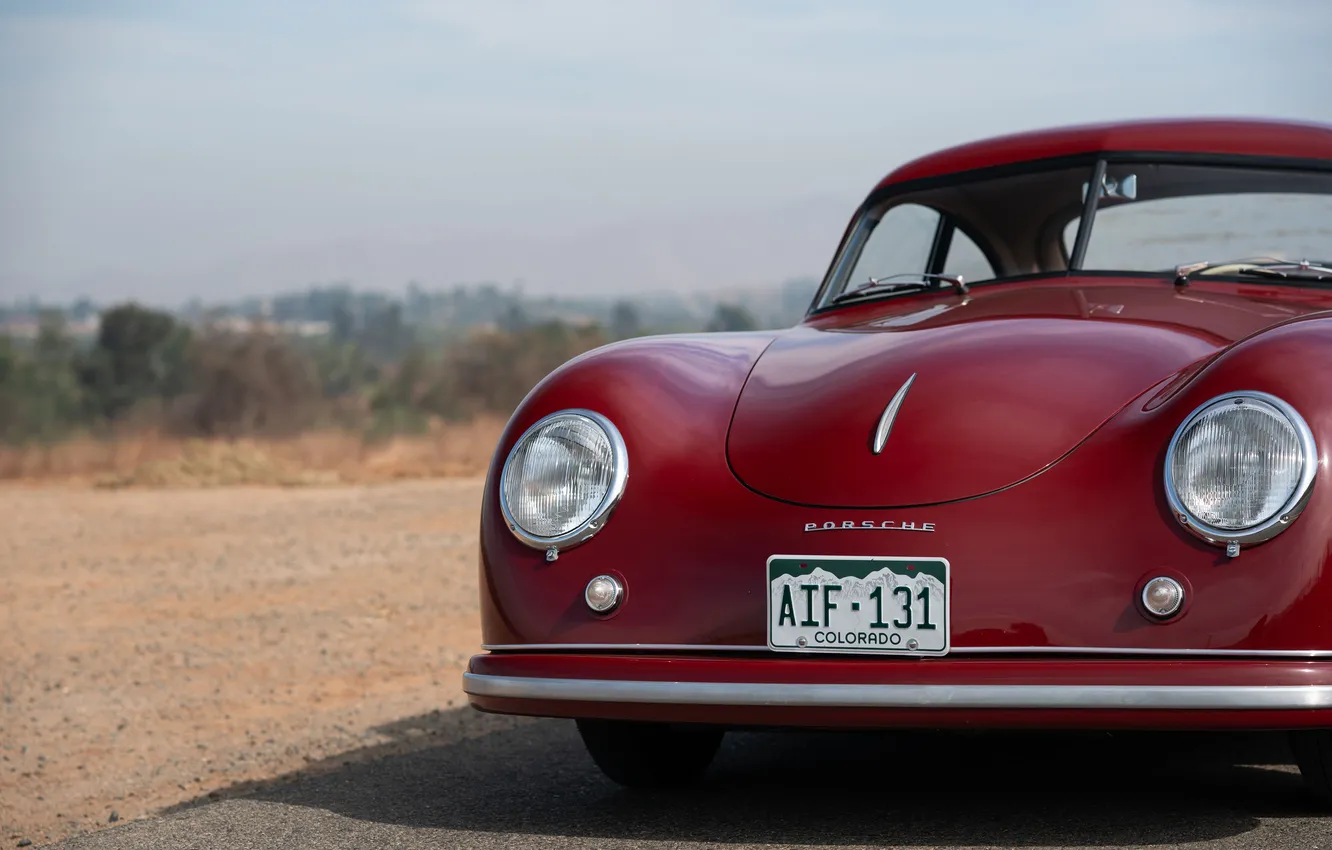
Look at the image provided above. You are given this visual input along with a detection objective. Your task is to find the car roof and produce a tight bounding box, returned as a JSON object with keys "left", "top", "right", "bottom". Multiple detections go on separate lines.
{"left": 876, "top": 118, "right": 1332, "bottom": 191}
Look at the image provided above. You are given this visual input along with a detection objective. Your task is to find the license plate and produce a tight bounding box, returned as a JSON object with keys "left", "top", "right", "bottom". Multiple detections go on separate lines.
{"left": 767, "top": 555, "right": 950, "bottom": 655}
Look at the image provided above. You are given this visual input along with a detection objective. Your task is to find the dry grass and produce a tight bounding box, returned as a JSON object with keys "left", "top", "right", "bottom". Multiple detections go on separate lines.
{"left": 0, "top": 417, "right": 507, "bottom": 487}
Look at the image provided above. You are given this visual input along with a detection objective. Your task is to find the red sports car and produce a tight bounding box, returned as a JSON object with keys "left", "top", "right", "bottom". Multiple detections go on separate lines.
{"left": 464, "top": 117, "right": 1332, "bottom": 801}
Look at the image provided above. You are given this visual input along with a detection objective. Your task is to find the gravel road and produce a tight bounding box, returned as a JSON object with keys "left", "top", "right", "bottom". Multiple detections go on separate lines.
{"left": 2, "top": 479, "right": 485, "bottom": 845}
{"left": 5, "top": 480, "right": 1332, "bottom": 849}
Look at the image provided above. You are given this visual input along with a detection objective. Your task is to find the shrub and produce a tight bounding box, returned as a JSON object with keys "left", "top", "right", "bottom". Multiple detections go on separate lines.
{"left": 173, "top": 325, "right": 323, "bottom": 438}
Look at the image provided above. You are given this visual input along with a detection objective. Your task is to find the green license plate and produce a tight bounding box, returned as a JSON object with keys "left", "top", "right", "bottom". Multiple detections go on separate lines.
{"left": 767, "top": 555, "right": 950, "bottom": 655}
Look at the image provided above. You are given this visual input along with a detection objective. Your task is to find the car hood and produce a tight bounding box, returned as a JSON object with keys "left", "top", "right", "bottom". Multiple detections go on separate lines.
{"left": 726, "top": 280, "right": 1323, "bottom": 508}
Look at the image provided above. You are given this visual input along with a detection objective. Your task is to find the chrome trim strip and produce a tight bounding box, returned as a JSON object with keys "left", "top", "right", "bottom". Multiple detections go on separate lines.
{"left": 872, "top": 373, "right": 916, "bottom": 455}
{"left": 479, "top": 643, "right": 1332, "bottom": 657}
{"left": 951, "top": 645, "right": 1332, "bottom": 657}
{"left": 464, "top": 673, "right": 1332, "bottom": 710}
{"left": 482, "top": 644, "right": 763, "bottom": 652}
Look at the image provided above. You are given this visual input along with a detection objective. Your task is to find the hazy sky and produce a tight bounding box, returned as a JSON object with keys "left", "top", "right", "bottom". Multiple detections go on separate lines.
{"left": 2, "top": 0, "right": 1330, "bottom": 306}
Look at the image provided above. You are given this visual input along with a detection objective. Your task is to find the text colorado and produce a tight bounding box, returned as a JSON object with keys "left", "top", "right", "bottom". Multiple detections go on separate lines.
{"left": 813, "top": 630, "right": 908, "bottom": 646}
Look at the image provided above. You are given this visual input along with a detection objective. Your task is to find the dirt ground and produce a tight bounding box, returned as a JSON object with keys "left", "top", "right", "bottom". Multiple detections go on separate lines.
{"left": 1, "top": 478, "right": 516, "bottom": 846}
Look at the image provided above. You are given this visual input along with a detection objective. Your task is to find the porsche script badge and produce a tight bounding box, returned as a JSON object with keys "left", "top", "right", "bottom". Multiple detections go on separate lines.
{"left": 804, "top": 520, "right": 936, "bottom": 533}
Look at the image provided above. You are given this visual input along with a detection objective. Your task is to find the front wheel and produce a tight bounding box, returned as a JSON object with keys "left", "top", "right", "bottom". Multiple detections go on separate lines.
{"left": 1289, "top": 730, "right": 1332, "bottom": 806}
{"left": 576, "top": 719, "right": 724, "bottom": 788}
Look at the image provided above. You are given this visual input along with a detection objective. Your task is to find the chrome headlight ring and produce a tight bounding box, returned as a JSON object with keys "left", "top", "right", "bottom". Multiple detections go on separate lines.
{"left": 1164, "top": 390, "right": 1317, "bottom": 551}
{"left": 498, "top": 409, "right": 629, "bottom": 559}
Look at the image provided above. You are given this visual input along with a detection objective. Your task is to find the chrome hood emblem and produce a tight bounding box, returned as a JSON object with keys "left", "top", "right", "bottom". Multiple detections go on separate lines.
{"left": 871, "top": 373, "right": 916, "bottom": 454}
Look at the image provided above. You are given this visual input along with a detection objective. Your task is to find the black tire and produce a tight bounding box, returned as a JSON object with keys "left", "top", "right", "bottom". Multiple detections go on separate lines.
{"left": 1290, "top": 730, "right": 1332, "bottom": 806}
{"left": 575, "top": 719, "right": 724, "bottom": 788}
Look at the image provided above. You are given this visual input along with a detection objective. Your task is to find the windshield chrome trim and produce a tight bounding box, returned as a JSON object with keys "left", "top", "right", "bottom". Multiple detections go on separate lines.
{"left": 812, "top": 161, "right": 1103, "bottom": 313}
{"left": 807, "top": 150, "right": 1332, "bottom": 318}
{"left": 465, "top": 673, "right": 1332, "bottom": 709}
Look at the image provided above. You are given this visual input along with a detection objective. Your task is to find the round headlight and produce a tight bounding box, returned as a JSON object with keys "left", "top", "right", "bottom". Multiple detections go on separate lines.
{"left": 1165, "top": 391, "right": 1317, "bottom": 547}
{"left": 499, "top": 409, "right": 628, "bottom": 555}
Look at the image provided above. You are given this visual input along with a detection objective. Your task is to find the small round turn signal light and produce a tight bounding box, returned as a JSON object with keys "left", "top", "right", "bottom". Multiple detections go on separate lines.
{"left": 585, "top": 575, "right": 623, "bottom": 614}
{"left": 1141, "top": 576, "right": 1185, "bottom": 618}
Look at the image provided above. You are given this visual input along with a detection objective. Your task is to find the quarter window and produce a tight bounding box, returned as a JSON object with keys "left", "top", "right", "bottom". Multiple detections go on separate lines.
{"left": 942, "top": 227, "right": 993, "bottom": 283}
{"left": 842, "top": 203, "right": 995, "bottom": 289}
{"left": 851, "top": 203, "right": 939, "bottom": 281}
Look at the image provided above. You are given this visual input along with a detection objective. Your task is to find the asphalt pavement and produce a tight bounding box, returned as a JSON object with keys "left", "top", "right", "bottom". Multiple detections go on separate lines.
{"left": 47, "top": 710, "right": 1332, "bottom": 849}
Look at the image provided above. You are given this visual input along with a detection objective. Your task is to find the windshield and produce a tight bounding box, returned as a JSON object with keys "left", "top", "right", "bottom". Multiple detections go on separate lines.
{"left": 815, "top": 158, "right": 1332, "bottom": 310}
{"left": 1065, "top": 163, "right": 1332, "bottom": 272}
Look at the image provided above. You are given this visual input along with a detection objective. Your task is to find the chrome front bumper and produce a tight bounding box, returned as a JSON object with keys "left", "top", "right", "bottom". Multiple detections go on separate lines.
{"left": 464, "top": 672, "right": 1332, "bottom": 710}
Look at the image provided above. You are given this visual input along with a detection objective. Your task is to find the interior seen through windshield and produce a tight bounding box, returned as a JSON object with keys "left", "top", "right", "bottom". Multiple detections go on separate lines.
{"left": 819, "top": 160, "right": 1332, "bottom": 309}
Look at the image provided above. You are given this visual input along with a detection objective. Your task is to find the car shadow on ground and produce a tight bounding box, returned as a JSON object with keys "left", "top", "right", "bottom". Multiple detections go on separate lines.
{"left": 169, "top": 707, "right": 1319, "bottom": 847}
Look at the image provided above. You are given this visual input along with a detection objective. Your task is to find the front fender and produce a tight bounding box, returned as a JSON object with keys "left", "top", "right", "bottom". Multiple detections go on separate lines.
{"left": 478, "top": 331, "right": 780, "bottom": 644}
{"left": 1111, "top": 314, "right": 1332, "bottom": 645}
{"left": 1146, "top": 313, "right": 1332, "bottom": 421}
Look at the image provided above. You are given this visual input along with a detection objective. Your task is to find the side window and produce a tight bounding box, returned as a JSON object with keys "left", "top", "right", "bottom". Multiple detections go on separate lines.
{"left": 835, "top": 202, "right": 995, "bottom": 302}
{"left": 943, "top": 227, "right": 994, "bottom": 283}
{"left": 848, "top": 203, "right": 940, "bottom": 282}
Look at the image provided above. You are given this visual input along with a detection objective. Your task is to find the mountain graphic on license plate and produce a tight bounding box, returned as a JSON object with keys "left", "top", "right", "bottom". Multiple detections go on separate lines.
{"left": 767, "top": 555, "right": 950, "bottom": 655}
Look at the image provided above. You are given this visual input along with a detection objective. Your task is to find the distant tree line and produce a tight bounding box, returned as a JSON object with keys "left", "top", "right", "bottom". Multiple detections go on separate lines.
{"left": 160, "top": 278, "right": 815, "bottom": 341}
{"left": 0, "top": 284, "right": 795, "bottom": 444}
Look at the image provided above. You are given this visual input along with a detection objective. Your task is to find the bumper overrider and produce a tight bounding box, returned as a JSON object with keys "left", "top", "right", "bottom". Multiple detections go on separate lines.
{"left": 464, "top": 652, "right": 1332, "bottom": 729}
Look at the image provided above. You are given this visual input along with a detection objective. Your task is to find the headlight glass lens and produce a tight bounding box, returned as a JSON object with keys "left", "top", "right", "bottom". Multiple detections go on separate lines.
{"left": 1170, "top": 397, "right": 1306, "bottom": 530}
{"left": 502, "top": 413, "right": 618, "bottom": 539}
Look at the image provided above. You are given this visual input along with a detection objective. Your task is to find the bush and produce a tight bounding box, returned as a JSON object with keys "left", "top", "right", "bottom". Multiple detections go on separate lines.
{"left": 446, "top": 320, "right": 609, "bottom": 418}
{"left": 706, "top": 303, "right": 758, "bottom": 332}
{"left": 79, "top": 303, "right": 192, "bottom": 422}
{"left": 0, "top": 313, "right": 91, "bottom": 443}
{"left": 0, "top": 300, "right": 615, "bottom": 446}
{"left": 364, "top": 320, "right": 610, "bottom": 433}
{"left": 173, "top": 325, "right": 323, "bottom": 438}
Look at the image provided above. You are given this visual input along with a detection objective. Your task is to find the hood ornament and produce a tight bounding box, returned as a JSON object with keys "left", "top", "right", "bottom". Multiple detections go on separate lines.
{"left": 872, "top": 373, "right": 916, "bottom": 455}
